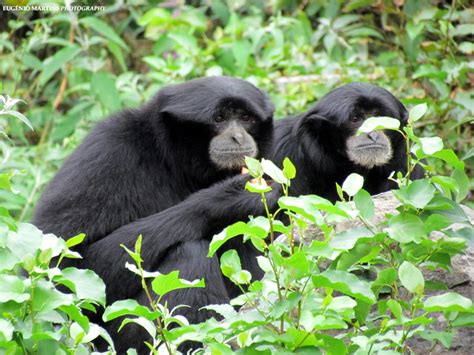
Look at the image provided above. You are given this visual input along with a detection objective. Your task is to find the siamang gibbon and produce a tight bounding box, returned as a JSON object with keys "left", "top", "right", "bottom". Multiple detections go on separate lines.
{"left": 272, "top": 82, "right": 424, "bottom": 201}
{"left": 33, "top": 76, "right": 276, "bottom": 352}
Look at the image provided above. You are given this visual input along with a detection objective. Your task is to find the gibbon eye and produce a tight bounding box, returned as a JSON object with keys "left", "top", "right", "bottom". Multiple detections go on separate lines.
{"left": 215, "top": 115, "right": 225, "bottom": 123}
{"left": 350, "top": 116, "right": 362, "bottom": 122}
{"left": 241, "top": 115, "right": 254, "bottom": 123}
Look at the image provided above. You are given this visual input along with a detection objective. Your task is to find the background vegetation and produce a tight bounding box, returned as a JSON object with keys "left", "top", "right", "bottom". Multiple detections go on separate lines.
{"left": 0, "top": 0, "right": 473, "bottom": 353}
{"left": 1, "top": 0, "right": 473, "bottom": 220}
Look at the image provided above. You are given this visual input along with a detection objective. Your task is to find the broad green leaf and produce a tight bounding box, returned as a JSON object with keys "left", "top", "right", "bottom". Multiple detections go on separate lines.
{"left": 432, "top": 149, "right": 465, "bottom": 170}
{"left": 0, "top": 173, "right": 12, "bottom": 191}
{"left": 342, "top": 173, "right": 364, "bottom": 197}
{"left": 151, "top": 270, "right": 205, "bottom": 297}
{"left": 409, "top": 103, "right": 427, "bottom": 122}
{"left": 0, "top": 274, "right": 29, "bottom": 303}
{"left": 245, "top": 156, "right": 263, "bottom": 177}
{"left": 80, "top": 17, "right": 129, "bottom": 50}
{"left": 386, "top": 213, "right": 427, "bottom": 243}
{"left": 313, "top": 270, "right": 376, "bottom": 304}
{"left": 56, "top": 267, "right": 106, "bottom": 305}
{"left": 285, "top": 251, "right": 311, "bottom": 278}
{"left": 329, "top": 227, "right": 373, "bottom": 250}
{"left": 0, "top": 319, "right": 14, "bottom": 342}
{"left": 357, "top": 116, "right": 400, "bottom": 134}
{"left": 398, "top": 261, "right": 424, "bottom": 295}
{"left": 423, "top": 292, "right": 473, "bottom": 312}
{"left": 208, "top": 222, "right": 247, "bottom": 257}
{"left": 38, "top": 44, "right": 81, "bottom": 87}
{"left": 387, "top": 299, "right": 403, "bottom": 320}
{"left": 419, "top": 137, "right": 443, "bottom": 155}
{"left": 354, "top": 189, "right": 374, "bottom": 219}
{"left": 220, "top": 249, "right": 251, "bottom": 285}
{"left": 283, "top": 157, "right": 296, "bottom": 180}
{"left": 119, "top": 317, "right": 156, "bottom": 338}
{"left": 0, "top": 248, "right": 19, "bottom": 271}
{"left": 232, "top": 39, "right": 252, "bottom": 69}
{"left": 261, "top": 158, "right": 287, "bottom": 184}
{"left": 91, "top": 72, "right": 122, "bottom": 113}
{"left": 315, "top": 334, "right": 348, "bottom": 354}
{"left": 60, "top": 304, "right": 90, "bottom": 332}
{"left": 278, "top": 196, "right": 324, "bottom": 224}
{"left": 245, "top": 180, "right": 272, "bottom": 193}
{"left": 103, "top": 299, "right": 160, "bottom": 321}
{"left": 371, "top": 267, "right": 397, "bottom": 296}
{"left": 452, "top": 313, "right": 474, "bottom": 327}
{"left": 32, "top": 281, "right": 73, "bottom": 313}
{"left": 66, "top": 233, "right": 86, "bottom": 248}
{"left": 7, "top": 223, "right": 43, "bottom": 259}
{"left": 451, "top": 168, "right": 469, "bottom": 202}
{"left": 392, "top": 179, "right": 435, "bottom": 209}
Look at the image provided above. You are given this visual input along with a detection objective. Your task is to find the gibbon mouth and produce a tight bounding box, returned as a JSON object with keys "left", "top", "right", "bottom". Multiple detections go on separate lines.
{"left": 212, "top": 148, "right": 256, "bottom": 154}
{"left": 354, "top": 144, "right": 388, "bottom": 149}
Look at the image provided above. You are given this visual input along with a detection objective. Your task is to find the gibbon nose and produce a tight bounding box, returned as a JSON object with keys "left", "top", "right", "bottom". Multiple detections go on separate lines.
{"left": 367, "top": 132, "right": 378, "bottom": 142}
{"left": 232, "top": 132, "right": 244, "bottom": 145}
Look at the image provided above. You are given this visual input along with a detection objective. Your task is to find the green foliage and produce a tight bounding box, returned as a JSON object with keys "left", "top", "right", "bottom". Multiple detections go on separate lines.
{"left": 0, "top": 0, "right": 472, "bottom": 222}
{"left": 1, "top": 1, "right": 473, "bottom": 353}
{"left": 0, "top": 172, "right": 113, "bottom": 353}
{"left": 96, "top": 105, "right": 473, "bottom": 353}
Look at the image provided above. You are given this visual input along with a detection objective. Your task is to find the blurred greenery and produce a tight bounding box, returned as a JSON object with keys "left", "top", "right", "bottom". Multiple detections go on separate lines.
{"left": 0, "top": 0, "right": 473, "bottom": 221}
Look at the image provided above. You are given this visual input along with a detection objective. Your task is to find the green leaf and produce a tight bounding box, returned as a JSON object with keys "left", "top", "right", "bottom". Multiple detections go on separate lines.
{"left": 313, "top": 270, "right": 376, "bottom": 304}
{"left": 232, "top": 39, "right": 252, "bottom": 69}
{"left": 80, "top": 17, "right": 129, "bottom": 50}
{"left": 371, "top": 267, "right": 397, "bottom": 296}
{"left": 357, "top": 116, "right": 400, "bottom": 134}
{"left": 392, "top": 179, "right": 435, "bottom": 209}
{"left": 386, "top": 213, "right": 427, "bottom": 243}
{"left": 91, "top": 72, "right": 122, "bottom": 113}
{"left": 220, "top": 249, "right": 251, "bottom": 285}
{"left": 419, "top": 137, "right": 444, "bottom": 155}
{"left": 208, "top": 222, "right": 247, "bottom": 257}
{"left": 329, "top": 227, "right": 373, "bottom": 251}
{"left": 56, "top": 267, "right": 106, "bottom": 305}
{"left": 387, "top": 299, "right": 403, "bottom": 320}
{"left": 103, "top": 299, "right": 159, "bottom": 321}
{"left": 65, "top": 233, "right": 86, "bottom": 248}
{"left": 398, "top": 261, "right": 424, "bottom": 295}
{"left": 245, "top": 156, "right": 263, "bottom": 177}
{"left": 38, "top": 44, "right": 81, "bottom": 87}
{"left": 3, "top": 110, "right": 33, "bottom": 130}
{"left": 151, "top": 270, "right": 205, "bottom": 297}
{"left": 423, "top": 292, "right": 473, "bottom": 312}
{"left": 342, "top": 173, "right": 364, "bottom": 197}
{"left": 0, "top": 274, "right": 29, "bottom": 303}
{"left": 451, "top": 168, "right": 469, "bottom": 202}
{"left": 353, "top": 189, "right": 374, "bottom": 219}
{"left": 0, "top": 319, "right": 14, "bottom": 342}
{"left": 452, "top": 313, "right": 474, "bottom": 327}
{"left": 283, "top": 157, "right": 296, "bottom": 180}
{"left": 261, "top": 158, "right": 288, "bottom": 184}
{"left": 60, "top": 304, "right": 90, "bottom": 332}
{"left": 7, "top": 223, "right": 43, "bottom": 259}
{"left": 119, "top": 317, "right": 156, "bottom": 339}
{"left": 432, "top": 149, "right": 465, "bottom": 170}
{"left": 419, "top": 330, "right": 453, "bottom": 348}
{"left": 245, "top": 180, "right": 272, "bottom": 193}
{"left": 107, "top": 41, "right": 127, "bottom": 72}
{"left": 32, "top": 281, "right": 73, "bottom": 313}
{"left": 409, "top": 103, "right": 427, "bottom": 122}
{"left": 0, "top": 173, "right": 12, "bottom": 191}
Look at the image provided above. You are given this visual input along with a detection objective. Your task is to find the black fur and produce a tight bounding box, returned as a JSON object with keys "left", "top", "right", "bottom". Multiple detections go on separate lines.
{"left": 272, "top": 82, "right": 424, "bottom": 201}
{"left": 33, "top": 76, "right": 275, "bottom": 352}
